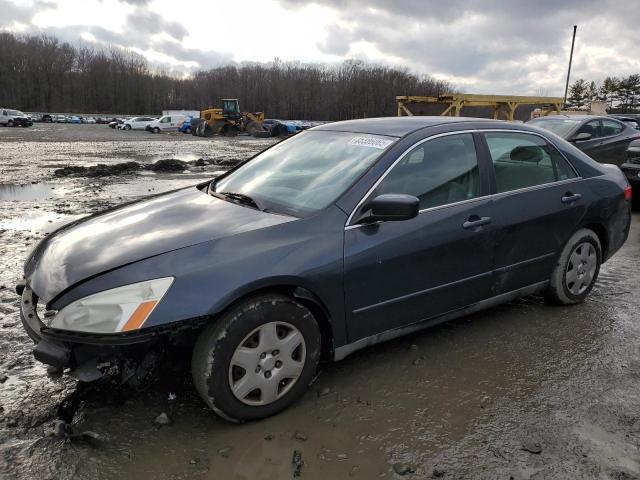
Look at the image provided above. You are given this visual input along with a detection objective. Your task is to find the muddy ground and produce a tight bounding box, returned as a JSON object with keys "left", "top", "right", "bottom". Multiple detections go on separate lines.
{"left": 1, "top": 123, "right": 639, "bottom": 480}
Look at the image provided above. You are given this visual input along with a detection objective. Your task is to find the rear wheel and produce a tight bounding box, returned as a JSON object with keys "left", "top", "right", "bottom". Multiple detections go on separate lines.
{"left": 546, "top": 228, "right": 601, "bottom": 305}
{"left": 7, "top": 120, "right": 13, "bottom": 127}
{"left": 191, "top": 294, "right": 321, "bottom": 422}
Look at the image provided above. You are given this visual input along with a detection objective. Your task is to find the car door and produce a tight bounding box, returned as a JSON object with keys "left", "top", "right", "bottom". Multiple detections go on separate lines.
{"left": 598, "top": 118, "right": 635, "bottom": 166}
{"left": 572, "top": 119, "right": 605, "bottom": 161}
{"left": 481, "top": 131, "right": 586, "bottom": 295}
{"left": 343, "top": 132, "right": 496, "bottom": 341}
{"left": 160, "top": 116, "right": 172, "bottom": 131}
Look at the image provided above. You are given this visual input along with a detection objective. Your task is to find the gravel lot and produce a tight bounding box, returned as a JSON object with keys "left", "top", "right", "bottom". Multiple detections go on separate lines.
{"left": 0, "top": 123, "right": 639, "bottom": 480}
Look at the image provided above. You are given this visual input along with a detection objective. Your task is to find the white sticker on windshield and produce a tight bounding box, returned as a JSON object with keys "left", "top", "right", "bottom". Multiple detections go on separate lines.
{"left": 348, "top": 136, "right": 394, "bottom": 149}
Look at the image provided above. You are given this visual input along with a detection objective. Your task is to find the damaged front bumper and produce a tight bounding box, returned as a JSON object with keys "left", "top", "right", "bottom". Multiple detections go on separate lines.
{"left": 18, "top": 282, "right": 195, "bottom": 382}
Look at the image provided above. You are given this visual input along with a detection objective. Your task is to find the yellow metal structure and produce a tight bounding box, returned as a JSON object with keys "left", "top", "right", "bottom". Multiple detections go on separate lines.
{"left": 198, "top": 99, "right": 264, "bottom": 136}
{"left": 396, "top": 94, "right": 564, "bottom": 121}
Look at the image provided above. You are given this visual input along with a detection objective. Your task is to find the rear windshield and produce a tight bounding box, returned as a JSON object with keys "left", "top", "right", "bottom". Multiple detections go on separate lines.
{"left": 214, "top": 130, "right": 396, "bottom": 217}
{"left": 527, "top": 118, "right": 581, "bottom": 137}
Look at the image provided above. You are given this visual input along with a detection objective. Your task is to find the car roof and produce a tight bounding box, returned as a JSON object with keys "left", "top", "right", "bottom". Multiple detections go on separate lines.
{"left": 311, "top": 116, "right": 494, "bottom": 137}
{"left": 530, "top": 114, "right": 619, "bottom": 122}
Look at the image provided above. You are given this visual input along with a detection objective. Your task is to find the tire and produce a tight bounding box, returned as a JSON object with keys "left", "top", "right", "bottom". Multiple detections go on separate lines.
{"left": 125, "top": 124, "right": 131, "bottom": 130}
{"left": 185, "top": 127, "right": 191, "bottom": 134}
{"left": 7, "top": 120, "right": 13, "bottom": 127}
{"left": 153, "top": 127, "right": 160, "bottom": 134}
{"left": 191, "top": 293, "right": 321, "bottom": 422}
{"left": 546, "top": 228, "right": 602, "bottom": 305}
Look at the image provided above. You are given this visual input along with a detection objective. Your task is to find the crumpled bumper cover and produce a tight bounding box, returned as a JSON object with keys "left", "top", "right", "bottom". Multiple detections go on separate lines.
{"left": 18, "top": 281, "right": 206, "bottom": 377}
{"left": 18, "top": 283, "right": 158, "bottom": 372}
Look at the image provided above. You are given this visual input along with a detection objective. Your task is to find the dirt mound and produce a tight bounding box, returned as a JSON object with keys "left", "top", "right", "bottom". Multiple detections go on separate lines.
{"left": 147, "top": 159, "right": 188, "bottom": 172}
{"left": 53, "top": 158, "right": 240, "bottom": 178}
{"left": 54, "top": 162, "right": 142, "bottom": 177}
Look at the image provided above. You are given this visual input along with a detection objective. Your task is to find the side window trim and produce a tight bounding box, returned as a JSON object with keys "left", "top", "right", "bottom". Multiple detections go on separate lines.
{"left": 478, "top": 129, "right": 581, "bottom": 196}
{"left": 345, "top": 130, "right": 486, "bottom": 227}
{"left": 600, "top": 118, "right": 625, "bottom": 138}
{"left": 345, "top": 128, "right": 583, "bottom": 229}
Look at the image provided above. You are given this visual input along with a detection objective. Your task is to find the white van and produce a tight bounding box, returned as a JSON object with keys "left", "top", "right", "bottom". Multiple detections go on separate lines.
{"left": 148, "top": 115, "right": 186, "bottom": 133}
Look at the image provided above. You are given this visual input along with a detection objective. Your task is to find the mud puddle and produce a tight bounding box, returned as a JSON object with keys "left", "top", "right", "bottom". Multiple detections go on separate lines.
{"left": 0, "top": 183, "right": 62, "bottom": 201}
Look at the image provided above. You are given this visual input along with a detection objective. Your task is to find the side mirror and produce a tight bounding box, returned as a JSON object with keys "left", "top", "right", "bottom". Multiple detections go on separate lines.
{"left": 571, "top": 132, "right": 592, "bottom": 142}
{"left": 359, "top": 194, "right": 419, "bottom": 223}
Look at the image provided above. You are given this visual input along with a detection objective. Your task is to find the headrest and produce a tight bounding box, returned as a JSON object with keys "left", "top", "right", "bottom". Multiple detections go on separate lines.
{"left": 510, "top": 145, "right": 543, "bottom": 163}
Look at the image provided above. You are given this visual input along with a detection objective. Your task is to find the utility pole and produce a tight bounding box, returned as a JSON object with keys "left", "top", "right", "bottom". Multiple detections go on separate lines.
{"left": 563, "top": 25, "right": 578, "bottom": 107}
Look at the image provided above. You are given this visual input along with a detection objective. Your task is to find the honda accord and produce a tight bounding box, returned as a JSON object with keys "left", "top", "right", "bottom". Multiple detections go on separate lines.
{"left": 19, "top": 117, "right": 632, "bottom": 421}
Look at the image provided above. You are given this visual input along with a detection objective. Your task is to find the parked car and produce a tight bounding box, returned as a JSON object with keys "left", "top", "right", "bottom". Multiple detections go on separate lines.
{"left": 263, "top": 119, "right": 298, "bottom": 137}
{"left": 70, "top": 116, "right": 81, "bottom": 124}
{"left": 609, "top": 114, "right": 640, "bottom": 130}
{"left": 85, "top": 117, "right": 96, "bottom": 124}
{"left": 41, "top": 114, "right": 53, "bottom": 123}
{"left": 18, "top": 117, "right": 631, "bottom": 422}
{"left": 620, "top": 139, "right": 640, "bottom": 208}
{"left": 178, "top": 116, "right": 194, "bottom": 134}
{"left": 6, "top": 110, "right": 28, "bottom": 126}
{"left": 119, "top": 116, "right": 156, "bottom": 130}
{"left": 108, "top": 118, "right": 125, "bottom": 129}
{"left": 147, "top": 114, "right": 187, "bottom": 133}
{"left": 527, "top": 115, "right": 640, "bottom": 166}
{"left": 0, "top": 108, "right": 33, "bottom": 127}
{"left": 55, "top": 115, "right": 67, "bottom": 123}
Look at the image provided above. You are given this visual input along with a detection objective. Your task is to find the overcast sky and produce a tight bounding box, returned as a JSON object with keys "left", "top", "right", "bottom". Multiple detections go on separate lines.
{"left": 2, "top": 0, "right": 639, "bottom": 95}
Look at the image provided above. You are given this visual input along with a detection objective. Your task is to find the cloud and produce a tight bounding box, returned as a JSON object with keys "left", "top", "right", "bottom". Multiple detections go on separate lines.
{"left": 278, "top": 0, "right": 640, "bottom": 94}
{"left": 1, "top": 1, "right": 233, "bottom": 71}
{"left": 2, "top": 0, "right": 640, "bottom": 94}
{"left": 0, "top": 0, "right": 55, "bottom": 28}
{"left": 124, "top": 7, "right": 188, "bottom": 41}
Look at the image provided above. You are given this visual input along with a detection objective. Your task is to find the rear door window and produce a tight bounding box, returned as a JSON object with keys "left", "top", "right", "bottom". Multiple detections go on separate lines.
{"left": 601, "top": 119, "right": 624, "bottom": 136}
{"left": 374, "top": 133, "right": 480, "bottom": 210}
{"left": 576, "top": 120, "right": 602, "bottom": 138}
{"left": 484, "top": 132, "right": 577, "bottom": 193}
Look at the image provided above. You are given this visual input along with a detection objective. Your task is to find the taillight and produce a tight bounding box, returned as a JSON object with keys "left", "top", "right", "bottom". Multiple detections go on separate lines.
{"left": 624, "top": 184, "right": 632, "bottom": 201}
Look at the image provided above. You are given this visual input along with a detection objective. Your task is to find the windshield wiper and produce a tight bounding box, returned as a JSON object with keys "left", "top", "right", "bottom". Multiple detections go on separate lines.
{"left": 218, "top": 191, "right": 262, "bottom": 210}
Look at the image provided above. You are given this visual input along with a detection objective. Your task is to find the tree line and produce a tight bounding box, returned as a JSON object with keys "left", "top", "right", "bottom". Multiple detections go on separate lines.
{"left": 0, "top": 32, "right": 450, "bottom": 120}
{"left": 567, "top": 75, "right": 640, "bottom": 112}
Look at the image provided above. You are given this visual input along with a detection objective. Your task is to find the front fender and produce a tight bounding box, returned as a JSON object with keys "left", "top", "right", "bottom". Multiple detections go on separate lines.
{"left": 48, "top": 206, "right": 349, "bottom": 347}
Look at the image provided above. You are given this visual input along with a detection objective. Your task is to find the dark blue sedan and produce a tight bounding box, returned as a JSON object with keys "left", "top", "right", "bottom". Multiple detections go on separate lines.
{"left": 19, "top": 117, "right": 632, "bottom": 421}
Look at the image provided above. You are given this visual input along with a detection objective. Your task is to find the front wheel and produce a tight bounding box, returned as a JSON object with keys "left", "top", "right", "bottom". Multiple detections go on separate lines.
{"left": 125, "top": 124, "right": 131, "bottom": 130}
{"left": 546, "top": 228, "right": 602, "bottom": 305}
{"left": 191, "top": 294, "right": 321, "bottom": 422}
{"left": 152, "top": 127, "right": 160, "bottom": 134}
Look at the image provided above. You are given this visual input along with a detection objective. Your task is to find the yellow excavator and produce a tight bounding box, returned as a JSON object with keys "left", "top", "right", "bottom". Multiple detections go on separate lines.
{"left": 192, "top": 99, "right": 266, "bottom": 137}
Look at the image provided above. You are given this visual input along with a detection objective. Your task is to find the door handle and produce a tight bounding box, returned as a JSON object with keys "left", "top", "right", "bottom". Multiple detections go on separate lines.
{"left": 463, "top": 216, "right": 492, "bottom": 230}
{"left": 561, "top": 192, "right": 582, "bottom": 204}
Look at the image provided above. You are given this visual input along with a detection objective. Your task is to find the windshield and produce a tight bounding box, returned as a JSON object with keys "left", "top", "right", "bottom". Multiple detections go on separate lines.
{"left": 527, "top": 117, "right": 581, "bottom": 137}
{"left": 213, "top": 130, "right": 396, "bottom": 217}
{"left": 7, "top": 110, "right": 22, "bottom": 116}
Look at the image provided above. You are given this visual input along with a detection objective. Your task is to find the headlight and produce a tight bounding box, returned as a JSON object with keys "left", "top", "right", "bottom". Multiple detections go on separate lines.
{"left": 49, "top": 277, "right": 174, "bottom": 334}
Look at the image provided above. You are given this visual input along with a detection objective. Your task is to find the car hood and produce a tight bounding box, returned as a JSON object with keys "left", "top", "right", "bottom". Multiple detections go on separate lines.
{"left": 26, "top": 186, "right": 296, "bottom": 303}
